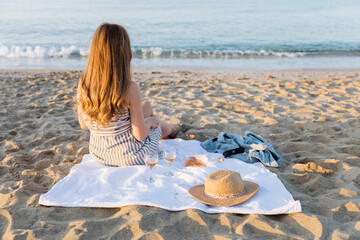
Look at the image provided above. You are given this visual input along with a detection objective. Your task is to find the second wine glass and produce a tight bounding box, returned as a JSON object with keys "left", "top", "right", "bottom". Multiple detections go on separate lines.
{"left": 163, "top": 147, "right": 176, "bottom": 177}
{"left": 144, "top": 152, "right": 158, "bottom": 183}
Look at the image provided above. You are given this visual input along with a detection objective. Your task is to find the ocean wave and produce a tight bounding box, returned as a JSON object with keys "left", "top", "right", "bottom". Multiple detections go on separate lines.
{"left": 1, "top": 44, "right": 359, "bottom": 59}
{"left": 132, "top": 48, "right": 309, "bottom": 58}
{"left": 0, "top": 44, "right": 88, "bottom": 58}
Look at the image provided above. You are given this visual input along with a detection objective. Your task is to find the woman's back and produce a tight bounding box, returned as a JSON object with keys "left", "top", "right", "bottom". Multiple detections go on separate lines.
{"left": 84, "top": 110, "right": 162, "bottom": 167}
{"left": 84, "top": 110, "right": 131, "bottom": 136}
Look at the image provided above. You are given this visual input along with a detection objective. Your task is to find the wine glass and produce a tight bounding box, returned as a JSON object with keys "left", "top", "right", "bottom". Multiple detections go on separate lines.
{"left": 163, "top": 147, "right": 176, "bottom": 176}
{"left": 144, "top": 152, "right": 158, "bottom": 183}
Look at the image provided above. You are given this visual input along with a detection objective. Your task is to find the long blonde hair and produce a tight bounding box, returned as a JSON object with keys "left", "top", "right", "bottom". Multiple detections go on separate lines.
{"left": 77, "top": 23, "right": 132, "bottom": 126}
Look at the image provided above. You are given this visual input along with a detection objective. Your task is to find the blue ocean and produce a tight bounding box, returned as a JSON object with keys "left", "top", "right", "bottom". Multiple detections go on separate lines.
{"left": 1, "top": 0, "right": 360, "bottom": 70}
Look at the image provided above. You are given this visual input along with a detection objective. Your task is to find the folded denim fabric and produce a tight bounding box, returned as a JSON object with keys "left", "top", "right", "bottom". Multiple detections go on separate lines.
{"left": 200, "top": 131, "right": 281, "bottom": 167}
{"left": 244, "top": 131, "right": 282, "bottom": 167}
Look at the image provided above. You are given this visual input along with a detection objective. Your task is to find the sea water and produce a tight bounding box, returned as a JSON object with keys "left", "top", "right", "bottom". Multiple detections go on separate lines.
{"left": 1, "top": 0, "right": 360, "bottom": 70}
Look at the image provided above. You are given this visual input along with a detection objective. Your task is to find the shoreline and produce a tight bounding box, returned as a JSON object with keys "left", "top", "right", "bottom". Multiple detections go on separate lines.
{"left": 2, "top": 55, "right": 360, "bottom": 72}
{"left": 1, "top": 69, "right": 359, "bottom": 239}
{"left": 1, "top": 68, "right": 360, "bottom": 74}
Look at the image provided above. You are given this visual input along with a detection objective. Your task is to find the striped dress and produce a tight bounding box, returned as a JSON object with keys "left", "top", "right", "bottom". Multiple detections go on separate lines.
{"left": 83, "top": 111, "right": 162, "bottom": 167}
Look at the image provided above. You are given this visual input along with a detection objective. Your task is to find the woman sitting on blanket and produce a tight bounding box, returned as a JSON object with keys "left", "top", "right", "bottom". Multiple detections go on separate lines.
{"left": 75, "top": 23, "right": 178, "bottom": 167}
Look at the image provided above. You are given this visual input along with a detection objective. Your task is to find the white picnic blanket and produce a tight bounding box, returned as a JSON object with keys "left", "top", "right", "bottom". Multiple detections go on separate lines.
{"left": 39, "top": 139, "right": 301, "bottom": 214}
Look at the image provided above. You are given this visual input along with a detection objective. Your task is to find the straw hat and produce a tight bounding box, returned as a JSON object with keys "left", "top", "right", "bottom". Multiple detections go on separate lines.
{"left": 188, "top": 170, "right": 259, "bottom": 207}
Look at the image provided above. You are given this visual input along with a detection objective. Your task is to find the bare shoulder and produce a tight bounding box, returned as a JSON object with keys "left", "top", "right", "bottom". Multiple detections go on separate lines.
{"left": 124, "top": 81, "right": 141, "bottom": 103}
{"left": 125, "top": 81, "right": 141, "bottom": 105}
{"left": 128, "top": 81, "right": 140, "bottom": 91}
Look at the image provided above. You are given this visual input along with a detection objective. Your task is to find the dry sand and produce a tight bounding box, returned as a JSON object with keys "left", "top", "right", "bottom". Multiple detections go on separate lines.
{"left": 0, "top": 69, "right": 359, "bottom": 239}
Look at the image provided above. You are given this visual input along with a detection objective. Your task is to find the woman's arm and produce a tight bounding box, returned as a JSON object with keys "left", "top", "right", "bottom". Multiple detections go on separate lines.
{"left": 127, "top": 82, "right": 158, "bottom": 141}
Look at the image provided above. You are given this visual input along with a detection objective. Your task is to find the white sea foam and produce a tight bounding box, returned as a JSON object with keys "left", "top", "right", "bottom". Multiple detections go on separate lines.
{"left": 0, "top": 44, "right": 89, "bottom": 58}
{"left": 0, "top": 44, "right": 347, "bottom": 59}
{"left": 132, "top": 48, "right": 309, "bottom": 58}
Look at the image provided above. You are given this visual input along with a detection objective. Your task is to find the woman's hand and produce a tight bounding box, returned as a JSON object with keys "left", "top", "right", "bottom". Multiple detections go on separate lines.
{"left": 144, "top": 116, "right": 160, "bottom": 129}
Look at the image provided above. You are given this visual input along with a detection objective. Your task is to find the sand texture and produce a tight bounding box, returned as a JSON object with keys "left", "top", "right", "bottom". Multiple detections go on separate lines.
{"left": 0, "top": 69, "right": 359, "bottom": 239}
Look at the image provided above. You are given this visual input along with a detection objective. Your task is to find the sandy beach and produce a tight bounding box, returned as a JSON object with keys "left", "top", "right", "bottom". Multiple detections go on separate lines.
{"left": 0, "top": 69, "right": 359, "bottom": 239}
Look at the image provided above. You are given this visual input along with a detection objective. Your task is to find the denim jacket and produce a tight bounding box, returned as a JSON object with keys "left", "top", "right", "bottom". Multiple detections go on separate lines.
{"left": 200, "top": 131, "right": 281, "bottom": 167}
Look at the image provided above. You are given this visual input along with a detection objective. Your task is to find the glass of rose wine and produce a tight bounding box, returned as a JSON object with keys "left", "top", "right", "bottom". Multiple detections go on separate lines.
{"left": 163, "top": 147, "right": 176, "bottom": 177}
{"left": 144, "top": 152, "right": 158, "bottom": 183}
